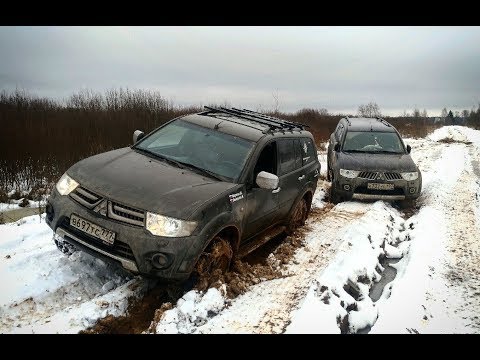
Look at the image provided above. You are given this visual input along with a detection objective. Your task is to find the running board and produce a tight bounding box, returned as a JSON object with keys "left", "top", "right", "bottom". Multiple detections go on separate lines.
{"left": 352, "top": 193, "right": 405, "bottom": 201}
{"left": 236, "top": 226, "right": 286, "bottom": 259}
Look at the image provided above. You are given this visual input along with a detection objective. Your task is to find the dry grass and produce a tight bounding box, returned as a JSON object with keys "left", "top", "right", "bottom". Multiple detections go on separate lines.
{"left": 2, "top": 88, "right": 472, "bottom": 193}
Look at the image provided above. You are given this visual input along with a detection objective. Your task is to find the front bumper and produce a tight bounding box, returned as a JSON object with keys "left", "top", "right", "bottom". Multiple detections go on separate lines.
{"left": 46, "top": 190, "right": 203, "bottom": 281}
{"left": 334, "top": 173, "right": 422, "bottom": 201}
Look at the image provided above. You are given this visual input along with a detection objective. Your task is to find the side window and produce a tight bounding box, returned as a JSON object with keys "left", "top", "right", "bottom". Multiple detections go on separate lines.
{"left": 253, "top": 141, "right": 277, "bottom": 185}
{"left": 300, "top": 138, "right": 316, "bottom": 166}
{"left": 294, "top": 139, "right": 303, "bottom": 169}
{"left": 278, "top": 139, "right": 296, "bottom": 176}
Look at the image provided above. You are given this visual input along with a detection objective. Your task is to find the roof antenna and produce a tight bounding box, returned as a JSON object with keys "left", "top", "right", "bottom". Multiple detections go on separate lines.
{"left": 214, "top": 120, "right": 223, "bottom": 130}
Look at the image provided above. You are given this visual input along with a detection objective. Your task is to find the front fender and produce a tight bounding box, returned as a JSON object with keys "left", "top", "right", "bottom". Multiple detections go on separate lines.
{"left": 181, "top": 211, "right": 241, "bottom": 274}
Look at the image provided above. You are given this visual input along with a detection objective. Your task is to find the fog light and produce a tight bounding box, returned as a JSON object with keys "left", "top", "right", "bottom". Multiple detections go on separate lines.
{"left": 409, "top": 187, "right": 416, "bottom": 194}
{"left": 343, "top": 184, "right": 351, "bottom": 191}
{"left": 151, "top": 253, "right": 171, "bottom": 270}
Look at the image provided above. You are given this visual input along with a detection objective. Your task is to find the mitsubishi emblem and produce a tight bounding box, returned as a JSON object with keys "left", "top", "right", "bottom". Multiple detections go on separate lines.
{"left": 93, "top": 199, "right": 108, "bottom": 216}
{"left": 376, "top": 172, "right": 385, "bottom": 181}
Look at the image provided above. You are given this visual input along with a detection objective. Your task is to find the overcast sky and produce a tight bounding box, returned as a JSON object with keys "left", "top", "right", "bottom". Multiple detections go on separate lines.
{"left": 0, "top": 26, "right": 479, "bottom": 116}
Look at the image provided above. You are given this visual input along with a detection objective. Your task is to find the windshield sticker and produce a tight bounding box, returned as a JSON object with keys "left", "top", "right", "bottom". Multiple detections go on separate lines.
{"left": 229, "top": 191, "right": 244, "bottom": 203}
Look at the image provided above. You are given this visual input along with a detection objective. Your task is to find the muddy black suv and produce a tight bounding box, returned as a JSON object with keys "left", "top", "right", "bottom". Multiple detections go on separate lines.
{"left": 327, "top": 117, "right": 421, "bottom": 204}
{"left": 46, "top": 107, "right": 320, "bottom": 282}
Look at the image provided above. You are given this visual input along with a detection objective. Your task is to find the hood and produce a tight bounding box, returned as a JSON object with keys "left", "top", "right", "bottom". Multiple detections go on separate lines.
{"left": 338, "top": 152, "right": 418, "bottom": 172}
{"left": 67, "top": 147, "right": 237, "bottom": 219}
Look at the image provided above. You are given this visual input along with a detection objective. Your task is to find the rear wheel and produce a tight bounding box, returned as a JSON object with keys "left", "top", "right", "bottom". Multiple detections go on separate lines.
{"left": 194, "top": 236, "right": 233, "bottom": 291}
{"left": 286, "top": 198, "right": 308, "bottom": 235}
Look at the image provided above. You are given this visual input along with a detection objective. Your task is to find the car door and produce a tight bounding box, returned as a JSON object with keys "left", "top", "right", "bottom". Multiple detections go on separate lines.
{"left": 276, "top": 138, "right": 305, "bottom": 220}
{"left": 243, "top": 141, "right": 281, "bottom": 240}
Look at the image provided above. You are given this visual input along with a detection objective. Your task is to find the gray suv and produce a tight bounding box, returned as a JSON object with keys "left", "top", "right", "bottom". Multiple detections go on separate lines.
{"left": 46, "top": 107, "right": 320, "bottom": 283}
{"left": 327, "top": 117, "right": 421, "bottom": 204}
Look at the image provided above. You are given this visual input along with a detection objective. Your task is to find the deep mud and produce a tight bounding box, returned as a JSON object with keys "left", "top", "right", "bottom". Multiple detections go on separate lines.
{"left": 80, "top": 284, "right": 179, "bottom": 334}
{"left": 85, "top": 201, "right": 336, "bottom": 334}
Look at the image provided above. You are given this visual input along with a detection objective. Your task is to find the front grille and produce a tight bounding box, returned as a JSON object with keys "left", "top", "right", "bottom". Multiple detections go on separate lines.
{"left": 358, "top": 171, "right": 402, "bottom": 181}
{"left": 384, "top": 172, "right": 402, "bottom": 180}
{"left": 108, "top": 201, "right": 145, "bottom": 227}
{"left": 355, "top": 186, "right": 404, "bottom": 196}
{"left": 70, "top": 186, "right": 145, "bottom": 227}
{"left": 358, "top": 171, "right": 377, "bottom": 180}
{"left": 70, "top": 187, "right": 102, "bottom": 209}
{"left": 61, "top": 218, "right": 136, "bottom": 261}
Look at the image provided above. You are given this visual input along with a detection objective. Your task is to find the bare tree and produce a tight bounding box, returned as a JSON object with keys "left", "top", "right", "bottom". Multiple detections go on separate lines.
{"left": 441, "top": 107, "right": 448, "bottom": 119}
{"left": 272, "top": 90, "right": 280, "bottom": 114}
{"left": 421, "top": 109, "right": 428, "bottom": 118}
{"left": 318, "top": 108, "right": 329, "bottom": 116}
{"left": 462, "top": 109, "right": 470, "bottom": 119}
{"left": 412, "top": 108, "right": 421, "bottom": 119}
{"left": 357, "top": 101, "right": 382, "bottom": 117}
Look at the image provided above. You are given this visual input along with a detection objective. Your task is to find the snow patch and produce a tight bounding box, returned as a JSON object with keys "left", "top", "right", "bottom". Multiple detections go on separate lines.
{"left": 155, "top": 287, "right": 227, "bottom": 334}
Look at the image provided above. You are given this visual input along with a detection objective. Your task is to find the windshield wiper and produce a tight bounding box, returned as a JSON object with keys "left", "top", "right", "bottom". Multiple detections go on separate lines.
{"left": 176, "top": 161, "right": 224, "bottom": 181}
{"left": 343, "top": 149, "right": 367, "bottom": 153}
{"left": 134, "top": 148, "right": 186, "bottom": 169}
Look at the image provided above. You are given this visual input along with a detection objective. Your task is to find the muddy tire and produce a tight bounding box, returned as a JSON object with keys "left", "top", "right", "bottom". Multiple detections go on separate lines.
{"left": 330, "top": 184, "right": 341, "bottom": 204}
{"left": 397, "top": 198, "right": 415, "bottom": 209}
{"left": 194, "top": 236, "right": 233, "bottom": 291}
{"left": 327, "top": 164, "right": 332, "bottom": 182}
{"left": 286, "top": 198, "right": 308, "bottom": 235}
{"left": 54, "top": 238, "right": 76, "bottom": 256}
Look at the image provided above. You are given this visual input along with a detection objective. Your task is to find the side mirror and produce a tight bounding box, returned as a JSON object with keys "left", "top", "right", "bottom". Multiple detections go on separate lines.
{"left": 406, "top": 144, "right": 411, "bottom": 154}
{"left": 334, "top": 143, "right": 341, "bottom": 152}
{"left": 256, "top": 171, "right": 279, "bottom": 190}
{"left": 133, "top": 130, "right": 145, "bottom": 144}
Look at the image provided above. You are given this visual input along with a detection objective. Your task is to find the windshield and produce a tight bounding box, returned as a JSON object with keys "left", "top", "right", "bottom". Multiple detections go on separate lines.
{"left": 134, "top": 120, "right": 254, "bottom": 181}
{"left": 342, "top": 131, "right": 405, "bottom": 154}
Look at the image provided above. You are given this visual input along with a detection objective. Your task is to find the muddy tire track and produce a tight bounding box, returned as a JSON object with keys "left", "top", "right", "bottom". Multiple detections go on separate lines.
{"left": 195, "top": 203, "right": 368, "bottom": 334}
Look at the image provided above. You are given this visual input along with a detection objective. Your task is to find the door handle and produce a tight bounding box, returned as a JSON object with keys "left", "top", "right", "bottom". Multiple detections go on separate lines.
{"left": 313, "top": 170, "right": 319, "bottom": 178}
{"left": 298, "top": 175, "right": 305, "bottom": 181}
{"left": 272, "top": 187, "right": 281, "bottom": 194}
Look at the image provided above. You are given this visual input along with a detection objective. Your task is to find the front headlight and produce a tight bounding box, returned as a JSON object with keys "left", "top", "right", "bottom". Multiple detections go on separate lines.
{"left": 401, "top": 172, "right": 419, "bottom": 181}
{"left": 146, "top": 212, "right": 197, "bottom": 237}
{"left": 55, "top": 173, "right": 79, "bottom": 195}
{"left": 339, "top": 169, "right": 360, "bottom": 178}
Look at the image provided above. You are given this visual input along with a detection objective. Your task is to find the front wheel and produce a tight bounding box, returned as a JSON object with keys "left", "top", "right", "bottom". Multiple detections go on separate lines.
{"left": 286, "top": 198, "right": 308, "bottom": 235}
{"left": 330, "top": 183, "right": 341, "bottom": 204}
{"left": 194, "top": 236, "right": 233, "bottom": 291}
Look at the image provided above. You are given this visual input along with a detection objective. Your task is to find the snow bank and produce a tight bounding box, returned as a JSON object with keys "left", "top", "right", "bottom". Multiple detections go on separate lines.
{"left": 0, "top": 214, "right": 149, "bottom": 333}
{"left": 286, "top": 201, "right": 410, "bottom": 333}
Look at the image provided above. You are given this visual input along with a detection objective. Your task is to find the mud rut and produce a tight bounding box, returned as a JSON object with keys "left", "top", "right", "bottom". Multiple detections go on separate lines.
{"left": 82, "top": 133, "right": 479, "bottom": 334}
{"left": 82, "top": 193, "right": 339, "bottom": 334}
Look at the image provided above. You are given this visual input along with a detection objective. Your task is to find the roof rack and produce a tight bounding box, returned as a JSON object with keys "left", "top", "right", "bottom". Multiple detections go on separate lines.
{"left": 201, "top": 106, "right": 307, "bottom": 132}
{"left": 375, "top": 116, "right": 391, "bottom": 127}
{"left": 345, "top": 115, "right": 351, "bottom": 125}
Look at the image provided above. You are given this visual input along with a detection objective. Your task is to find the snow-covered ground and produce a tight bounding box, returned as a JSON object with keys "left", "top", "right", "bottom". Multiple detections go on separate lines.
{"left": 1, "top": 126, "right": 479, "bottom": 334}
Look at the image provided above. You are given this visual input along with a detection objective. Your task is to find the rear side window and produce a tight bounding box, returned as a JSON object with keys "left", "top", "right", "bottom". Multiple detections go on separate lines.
{"left": 278, "top": 139, "right": 296, "bottom": 175}
{"left": 300, "top": 138, "right": 316, "bottom": 165}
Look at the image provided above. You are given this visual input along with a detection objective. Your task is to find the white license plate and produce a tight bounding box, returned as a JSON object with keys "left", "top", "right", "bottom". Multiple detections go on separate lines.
{"left": 367, "top": 183, "right": 394, "bottom": 190}
{"left": 70, "top": 214, "right": 116, "bottom": 245}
